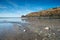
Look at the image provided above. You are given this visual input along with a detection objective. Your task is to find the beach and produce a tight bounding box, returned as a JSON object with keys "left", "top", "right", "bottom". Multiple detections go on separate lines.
{"left": 0, "top": 17, "right": 60, "bottom": 40}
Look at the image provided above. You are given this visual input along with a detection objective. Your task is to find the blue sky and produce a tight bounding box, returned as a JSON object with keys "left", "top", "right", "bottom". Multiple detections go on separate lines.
{"left": 0, "top": 0, "right": 60, "bottom": 17}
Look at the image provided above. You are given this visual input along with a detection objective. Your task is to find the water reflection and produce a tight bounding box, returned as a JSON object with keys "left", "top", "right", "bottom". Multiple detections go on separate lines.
{"left": 0, "top": 17, "right": 60, "bottom": 40}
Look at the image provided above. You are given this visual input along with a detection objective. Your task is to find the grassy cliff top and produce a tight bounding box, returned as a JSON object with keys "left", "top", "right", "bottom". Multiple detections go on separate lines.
{"left": 25, "top": 7, "right": 60, "bottom": 17}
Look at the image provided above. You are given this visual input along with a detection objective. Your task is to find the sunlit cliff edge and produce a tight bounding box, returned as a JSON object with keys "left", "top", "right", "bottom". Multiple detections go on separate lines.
{"left": 22, "top": 7, "right": 60, "bottom": 18}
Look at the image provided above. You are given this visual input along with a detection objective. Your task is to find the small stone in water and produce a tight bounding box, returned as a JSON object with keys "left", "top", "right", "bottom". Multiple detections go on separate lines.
{"left": 23, "top": 29, "right": 26, "bottom": 32}
{"left": 35, "top": 38, "right": 37, "bottom": 40}
{"left": 44, "top": 27, "right": 49, "bottom": 30}
{"left": 53, "top": 33, "right": 55, "bottom": 35}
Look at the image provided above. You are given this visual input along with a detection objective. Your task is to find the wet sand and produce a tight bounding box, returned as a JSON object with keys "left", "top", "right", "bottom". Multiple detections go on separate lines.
{"left": 0, "top": 22, "right": 42, "bottom": 40}
{"left": 0, "top": 18, "right": 60, "bottom": 40}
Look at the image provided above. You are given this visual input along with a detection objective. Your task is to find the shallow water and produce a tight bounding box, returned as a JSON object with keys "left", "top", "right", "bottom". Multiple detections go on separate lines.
{"left": 0, "top": 17, "right": 60, "bottom": 40}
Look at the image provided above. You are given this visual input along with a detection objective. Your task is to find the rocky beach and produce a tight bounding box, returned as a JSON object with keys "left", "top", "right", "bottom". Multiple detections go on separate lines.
{"left": 0, "top": 17, "right": 60, "bottom": 40}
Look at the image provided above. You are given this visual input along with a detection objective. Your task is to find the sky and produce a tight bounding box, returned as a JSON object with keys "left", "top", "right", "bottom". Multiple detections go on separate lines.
{"left": 0, "top": 0, "right": 60, "bottom": 17}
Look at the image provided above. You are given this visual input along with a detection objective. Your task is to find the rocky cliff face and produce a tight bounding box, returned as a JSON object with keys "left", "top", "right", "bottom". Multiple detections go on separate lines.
{"left": 25, "top": 7, "right": 60, "bottom": 18}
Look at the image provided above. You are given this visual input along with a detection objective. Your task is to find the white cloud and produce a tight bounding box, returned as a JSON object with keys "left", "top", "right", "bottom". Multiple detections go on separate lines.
{"left": 0, "top": 5, "right": 7, "bottom": 9}
{"left": 6, "top": 0, "right": 19, "bottom": 8}
{"left": 0, "top": 13, "right": 21, "bottom": 17}
{"left": 39, "top": 8, "right": 43, "bottom": 10}
{"left": 34, "top": 7, "right": 44, "bottom": 11}
{"left": 13, "top": 8, "right": 34, "bottom": 15}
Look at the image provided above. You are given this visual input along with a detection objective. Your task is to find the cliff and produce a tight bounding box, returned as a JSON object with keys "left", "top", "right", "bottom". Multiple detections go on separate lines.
{"left": 22, "top": 7, "right": 60, "bottom": 18}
